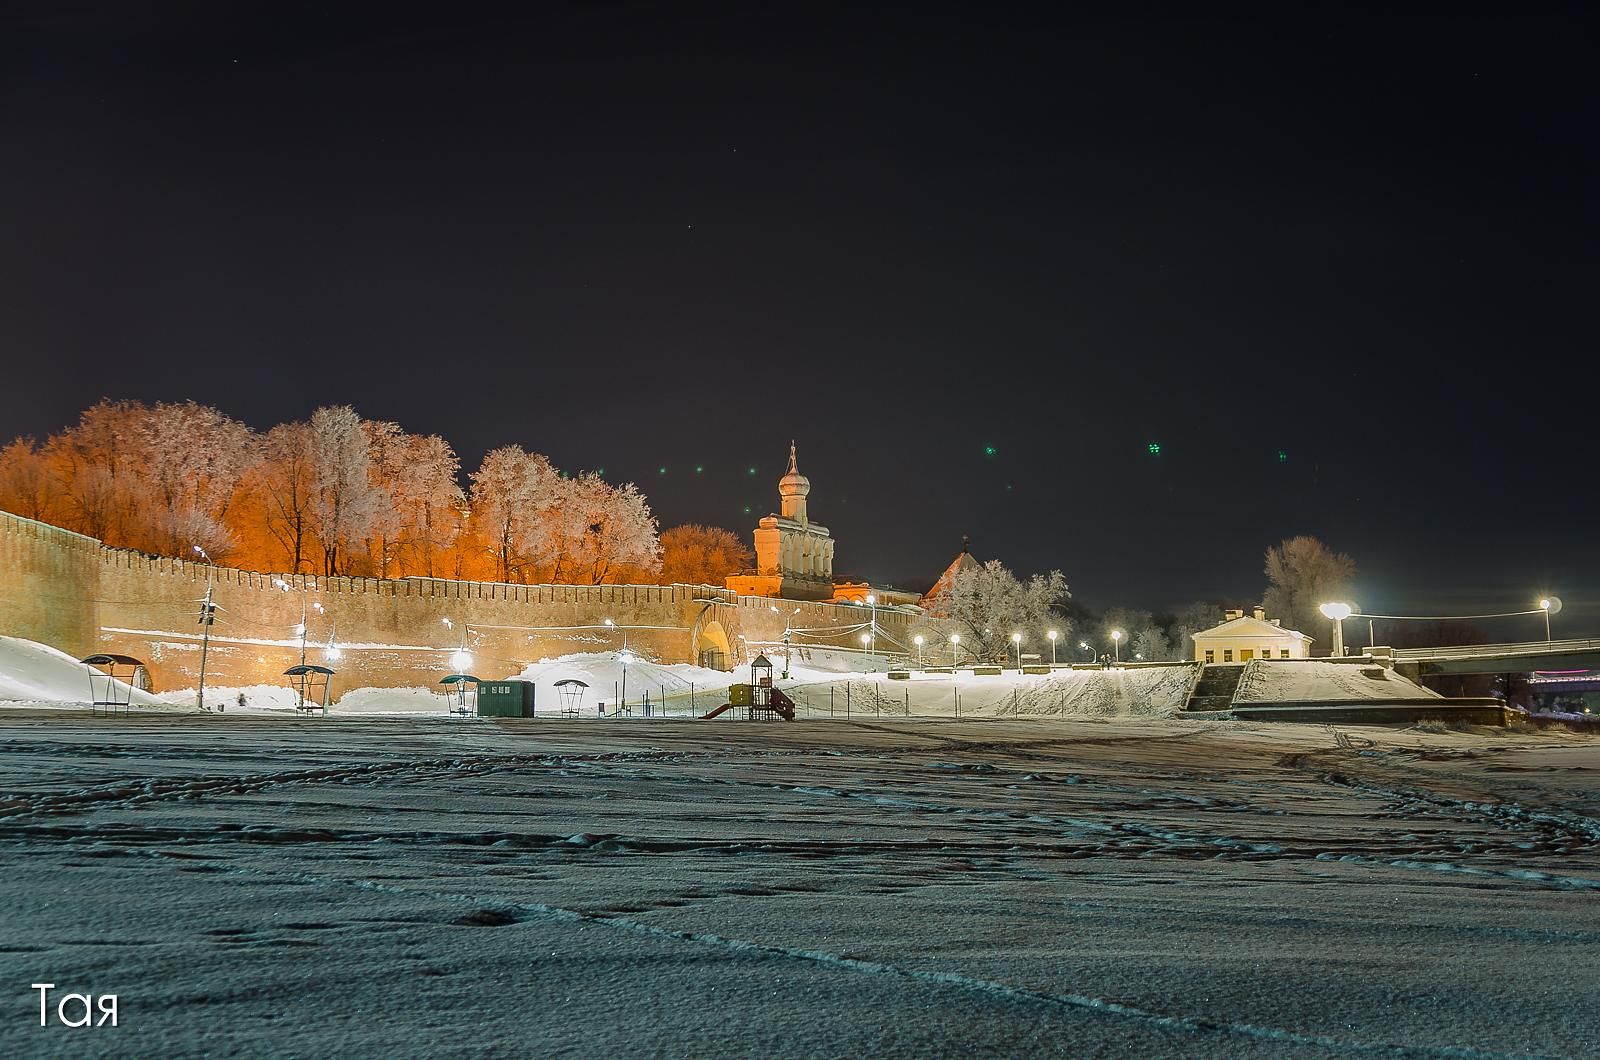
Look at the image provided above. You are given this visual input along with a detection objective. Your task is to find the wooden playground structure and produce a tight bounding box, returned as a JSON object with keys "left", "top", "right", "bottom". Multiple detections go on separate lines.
{"left": 700, "top": 655, "right": 795, "bottom": 721}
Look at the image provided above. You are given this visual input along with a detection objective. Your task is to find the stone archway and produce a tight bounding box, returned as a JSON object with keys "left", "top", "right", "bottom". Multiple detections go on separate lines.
{"left": 696, "top": 620, "right": 733, "bottom": 671}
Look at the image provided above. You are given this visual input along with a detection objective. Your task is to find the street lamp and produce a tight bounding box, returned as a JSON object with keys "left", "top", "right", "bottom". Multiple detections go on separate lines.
{"left": 776, "top": 605, "right": 801, "bottom": 678}
{"left": 913, "top": 634, "right": 924, "bottom": 667}
{"left": 1047, "top": 629, "right": 1058, "bottom": 666}
{"left": 1011, "top": 632, "right": 1022, "bottom": 668}
{"left": 1110, "top": 629, "right": 1123, "bottom": 664}
{"left": 1319, "top": 602, "right": 1353, "bottom": 658}
{"left": 860, "top": 632, "right": 871, "bottom": 667}
{"left": 865, "top": 594, "right": 878, "bottom": 666}
{"left": 1539, "top": 598, "right": 1553, "bottom": 642}
{"left": 950, "top": 633, "right": 961, "bottom": 666}
{"left": 1079, "top": 641, "right": 1094, "bottom": 661}
{"left": 274, "top": 577, "right": 323, "bottom": 669}
{"left": 192, "top": 545, "right": 217, "bottom": 713}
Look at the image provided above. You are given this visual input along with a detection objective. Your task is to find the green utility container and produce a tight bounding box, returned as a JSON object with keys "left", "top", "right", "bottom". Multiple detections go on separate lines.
{"left": 477, "top": 680, "right": 535, "bottom": 718}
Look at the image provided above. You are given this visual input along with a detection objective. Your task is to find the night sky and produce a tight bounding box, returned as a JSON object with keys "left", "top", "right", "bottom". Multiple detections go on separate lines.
{"left": 1, "top": 3, "right": 1595, "bottom": 630}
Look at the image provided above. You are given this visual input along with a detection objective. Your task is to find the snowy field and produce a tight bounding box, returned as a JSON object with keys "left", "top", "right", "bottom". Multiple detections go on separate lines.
{"left": 1, "top": 712, "right": 1596, "bottom": 1056}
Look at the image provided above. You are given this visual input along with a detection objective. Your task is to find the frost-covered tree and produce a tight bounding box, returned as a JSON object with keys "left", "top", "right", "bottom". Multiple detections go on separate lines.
{"left": 359, "top": 420, "right": 407, "bottom": 578}
{"left": 1100, "top": 607, "right": 1169, "bottom": 661}
{"left": 134, "top": 401, "right": 255, "bottom": 559}
{"left": 43, "top": 399, "right": 146, "bottom": 545}
{"left": 658, "top": 524, "right": 753, "bottom": 585}
{"left": 1263, "top": 536, "right": 1356, "bottom": 649}
{"left": 308, "top": 406, "right": 381, "bottom": 577}
{"left": 469, "top": 445, "right": 558, "bottom": 582}
{"left": 0, "top": 439, "right": 53, "bottom": 521}
{"left": 393, "top": 434, "right": 464, "bottom": 578}
{"left": 554, "top": 474, "right": 660, "bottom": 584}
{"left": 1167, "top": 601, "right": 1222, "bottom": 661}
{"left": 928, "top": 559, "right": 1069, "bottom": 662}
{"left": 250, "top": 421, "right": 317, "bottom": 573}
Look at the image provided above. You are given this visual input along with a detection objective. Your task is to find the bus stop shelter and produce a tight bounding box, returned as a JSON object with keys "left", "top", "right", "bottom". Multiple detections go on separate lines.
{"left": 439, "top": 673, "right": 481, "bottom": 715}
{"left": 284, "top": 664, "right": 336, "bottom": 714}
{"left": 79, "top": 654, "right": 147, "bottom": 715}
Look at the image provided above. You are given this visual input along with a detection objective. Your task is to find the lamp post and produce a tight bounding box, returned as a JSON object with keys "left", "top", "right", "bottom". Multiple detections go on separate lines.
{"left": 1539, "top": 598, "right": 1552, "bottom": 642}
{"left": 274, "top": 577, "right": 325, "bottom": 670}
{"left": 1080, "top": 641, "right": 1094, "bottom": 661}
{"left": 950, "top": 633, "right": 961, "bottom": 666}
{"left": 866, "top": 594, "right": 877, "bottom": 669}
{"left": 860, "top": 632, "right": 871, "bottom": 667}
{"left": 914, "top": 634, "right": 924, "bottom": 667}
{"left": 604, "top": 618, "right": 633, "bottom": 709}
{"left": 1011, "top": 632, "right": 1022, "bottom": 669}
{"left": 1319, "top": 602, "right": 1352, "bottom": 658}
{"left": 192, "top": 545, "right": 216, "bottom": 713}
{"left": 1110, "top": 629, "right": 1123, "bottom": 664}
{"left": 774, "top": 605, "right": 801, "bottom": 678}
{"left": 1047, "top": 629, "right": 1058, "bottom": 666}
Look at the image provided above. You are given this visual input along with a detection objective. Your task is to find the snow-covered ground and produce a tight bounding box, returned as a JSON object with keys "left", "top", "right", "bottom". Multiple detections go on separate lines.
{"left": 0, "top": 634, "right": 174, "bottom": 710}
{"left": 0, "top": 713, "right": 1594, "bottom": 1056}
{"left": 1234, "top": 659, "right": 1441, "bottom": 702}
{"left": 0, "top": 634, "right": 1464, "bottom": 721}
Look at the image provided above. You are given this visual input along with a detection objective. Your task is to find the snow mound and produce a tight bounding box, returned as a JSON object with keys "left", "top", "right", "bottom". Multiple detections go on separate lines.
{"left": 1234, "top": 660, "right": 1441, "bottom": 702}
{"left": 517, "top": 652, "right": 737, "bottom": 710}
{"left": 0, "top": 635, "right": 173, "bottom": 710}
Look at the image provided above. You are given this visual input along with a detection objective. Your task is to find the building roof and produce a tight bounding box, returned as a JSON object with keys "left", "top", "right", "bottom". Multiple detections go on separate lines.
{"left": 923, "top": 537, "right": 980, "bottom": 607}
{"left": 1191, "top": 615, "right": 1313, "bottom": 644}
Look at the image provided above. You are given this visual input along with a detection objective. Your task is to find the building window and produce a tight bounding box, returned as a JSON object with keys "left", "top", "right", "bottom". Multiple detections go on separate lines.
{"left": 1280, "top": 649, "right": 1290, "bottom": 659}
{"left": 1204, "top": 650, "right": 1214, "bottom": 663}
{"left": 1223, "top": 649, "right": 1233, "bottom": 662}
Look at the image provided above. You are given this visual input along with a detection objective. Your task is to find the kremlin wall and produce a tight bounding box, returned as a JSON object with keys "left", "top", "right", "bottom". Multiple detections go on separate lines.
{"left": 0, "top": 475, "right": 919, "bottom": 698}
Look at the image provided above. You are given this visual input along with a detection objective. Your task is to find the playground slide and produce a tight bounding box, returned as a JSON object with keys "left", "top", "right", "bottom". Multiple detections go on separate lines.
{"left": 700, "top": 703, "right": 734, "bottom": 720}
{"left": 771, "top": 688, "right": 797, "bottom": 721}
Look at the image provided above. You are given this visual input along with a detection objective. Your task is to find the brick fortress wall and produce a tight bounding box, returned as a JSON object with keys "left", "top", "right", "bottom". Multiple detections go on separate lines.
{"left": 1, "top": 510, "right": 914, "bottom": 696}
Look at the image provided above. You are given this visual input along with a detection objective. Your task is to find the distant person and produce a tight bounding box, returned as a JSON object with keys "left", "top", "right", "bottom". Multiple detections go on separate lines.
{"left": 236, "top": 692, "right": 247, "bottom": 711}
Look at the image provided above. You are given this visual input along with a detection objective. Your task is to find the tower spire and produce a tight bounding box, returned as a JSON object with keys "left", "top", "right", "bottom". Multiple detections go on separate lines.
{"left": 787, "top": 440, "right": 798, "bottom": 475}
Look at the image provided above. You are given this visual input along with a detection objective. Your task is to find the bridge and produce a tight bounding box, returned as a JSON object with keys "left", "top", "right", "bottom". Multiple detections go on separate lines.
{"left": 1387, "top": 638, "right": 1600, "bottom": 678}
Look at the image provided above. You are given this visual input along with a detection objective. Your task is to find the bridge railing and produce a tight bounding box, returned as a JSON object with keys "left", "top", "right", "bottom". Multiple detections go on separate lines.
{"left": 1391, "top": 638, "right": 1600, "bottom": 661}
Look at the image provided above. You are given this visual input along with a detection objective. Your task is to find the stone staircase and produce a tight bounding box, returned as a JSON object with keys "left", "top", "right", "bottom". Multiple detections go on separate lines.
{"left": 1185, "top": 663, "right": 1247, "bottom": 712}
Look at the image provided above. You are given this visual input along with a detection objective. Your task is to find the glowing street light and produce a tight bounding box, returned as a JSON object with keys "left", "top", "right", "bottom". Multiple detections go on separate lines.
{"left": 1011, "top": 632, "right": 1022, "bottom": 668}
{"left": 1047, "top": 629, "right": 1058, "bottom": 666}
{"left": 1319, "top": 602, "right": 1353, "bottom": 658}
{"left": 865, "top": 594, "right": 878, "bottom": 665}
{"left": 1080, "top": 640, "right": 1093, "bottom": 661}
{"left": 450, "top": 648, "right": 473, "bottom": 670}
{"left": 1110, "top": 629, "right": 1123, "bottom": 664}
{"left": 913, "top": 634, "right": 924, "bottom": 667}
{"left": 950, "top": 633, "right": 961, "bottom": 666}
{"left": 1539, "top": 598, "right": 1553, "bottom": 642}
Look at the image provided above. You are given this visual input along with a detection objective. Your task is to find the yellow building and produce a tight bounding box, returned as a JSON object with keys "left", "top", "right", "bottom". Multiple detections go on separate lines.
{"left": 1192, "top": 609, "right": 1312, "bottom": 663}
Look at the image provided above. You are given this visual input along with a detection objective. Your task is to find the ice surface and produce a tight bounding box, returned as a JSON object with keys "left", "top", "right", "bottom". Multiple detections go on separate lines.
{"left": 0, "top": 711, "right": 1595, "bottom": 1056}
